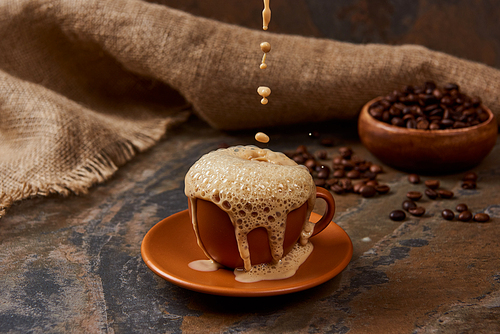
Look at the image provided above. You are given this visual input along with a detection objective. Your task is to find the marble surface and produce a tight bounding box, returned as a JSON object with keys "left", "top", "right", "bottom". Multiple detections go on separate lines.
{"left": 1, "top": 116, "right": 499, "bottom": 333}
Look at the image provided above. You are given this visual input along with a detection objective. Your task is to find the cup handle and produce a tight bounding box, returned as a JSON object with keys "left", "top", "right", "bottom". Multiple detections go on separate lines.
{"left": 311, "top": 187, "right": 336, "bottom": 236}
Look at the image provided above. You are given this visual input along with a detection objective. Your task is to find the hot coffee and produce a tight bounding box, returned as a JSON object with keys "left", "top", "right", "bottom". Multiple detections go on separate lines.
{"left": 185, "top": 145, "right": 332, "bottom": 282}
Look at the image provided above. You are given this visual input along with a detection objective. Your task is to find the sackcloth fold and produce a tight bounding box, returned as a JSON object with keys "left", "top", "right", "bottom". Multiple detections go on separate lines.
{"left": 1, "top": 0, "right": 499, "bottom": 217}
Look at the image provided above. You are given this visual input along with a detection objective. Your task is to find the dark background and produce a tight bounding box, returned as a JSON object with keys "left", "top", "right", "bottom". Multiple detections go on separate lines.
{"left": 149, "top": 0, "right": 500, "bottom": 69}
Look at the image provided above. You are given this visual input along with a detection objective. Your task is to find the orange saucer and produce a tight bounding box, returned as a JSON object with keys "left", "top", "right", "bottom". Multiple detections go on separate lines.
{"left": 141, "top": 210, "right": 353, "bottom": 297}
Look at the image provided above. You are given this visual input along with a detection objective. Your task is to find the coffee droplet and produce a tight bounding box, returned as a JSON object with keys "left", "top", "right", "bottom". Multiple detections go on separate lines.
{"left": 260, "top": 42, "right": 271, "bottom": 53}
{"left": 260, "top": 53, "right": 268, "bottom": 69}
{"left": 259, "top": 42, "right": 271, "bottom": 69}
{"left": 257, "top": 86, "right": 271, "bottom": 104}
{"left": 255, "top": 132, "right": 270, "bottom": 143}
{"left": 262, "top": 0, "right": 271, "bottom": 30}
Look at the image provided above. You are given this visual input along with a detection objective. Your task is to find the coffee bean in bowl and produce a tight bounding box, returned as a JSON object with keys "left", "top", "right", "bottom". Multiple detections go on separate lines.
{"left": 358, "top": 82, "right": 498, "bottom": 173}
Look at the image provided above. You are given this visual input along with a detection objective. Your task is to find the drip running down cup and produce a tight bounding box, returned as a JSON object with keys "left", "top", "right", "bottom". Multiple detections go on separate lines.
{"left": 184, "top": 145, "right": 335, "bottom": 282}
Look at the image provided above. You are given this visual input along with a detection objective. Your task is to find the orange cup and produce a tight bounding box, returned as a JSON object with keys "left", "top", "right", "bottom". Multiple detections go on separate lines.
{"left": 188, "top": 187, "right": 335, "bottom": 269}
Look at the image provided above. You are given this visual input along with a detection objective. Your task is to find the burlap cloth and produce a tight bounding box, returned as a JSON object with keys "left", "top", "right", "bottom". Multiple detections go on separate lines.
{"left": 1, "top": 0, "right": 499, "bottom": 217}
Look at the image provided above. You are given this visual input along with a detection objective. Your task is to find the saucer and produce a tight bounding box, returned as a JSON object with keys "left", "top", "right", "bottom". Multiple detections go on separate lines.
{"left": 141, "top": 210, "right": 353, "bottom": 297}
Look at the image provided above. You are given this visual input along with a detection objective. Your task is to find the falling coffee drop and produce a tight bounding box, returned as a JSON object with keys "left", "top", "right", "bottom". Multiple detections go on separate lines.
{"left": 260, "top": 42, "right": 271, "bottom": 69}
{"left": 255, "top": 132, "right": 270, "bottom": 143}
{"left": 257, "top": 86, "right": 271, "bottom": 105}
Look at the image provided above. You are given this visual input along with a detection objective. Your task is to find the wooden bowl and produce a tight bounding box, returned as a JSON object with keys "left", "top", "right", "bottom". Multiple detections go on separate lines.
{"left": 358, "top": 97, "right": 498, "bottom": 174}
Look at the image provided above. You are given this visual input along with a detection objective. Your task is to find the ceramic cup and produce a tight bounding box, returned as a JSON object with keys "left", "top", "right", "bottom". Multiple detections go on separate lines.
{"left": 188, "top": 187, "right": 335, "bottom": 269}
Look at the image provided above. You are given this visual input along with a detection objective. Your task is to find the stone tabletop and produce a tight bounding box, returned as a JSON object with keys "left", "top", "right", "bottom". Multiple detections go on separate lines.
{"left": 1, "top": 116, "right": 499, "bottom": 333}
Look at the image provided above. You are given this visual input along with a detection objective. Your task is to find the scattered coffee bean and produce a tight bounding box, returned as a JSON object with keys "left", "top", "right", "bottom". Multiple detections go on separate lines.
{"left": 390, "top": 210, "right": 406, "bottom": 221}
{"left": 338, "top": 147, "right": 352, "bottom": 159}
{"left": 362, "top": 171, "right": 378, "bottom": 180}
{"left": 408, "top": 206, "right": 425, "bottom": 217}
{"left": 317, "top": 150, "right": 328, "bottom": 160}
{"left": 473, "top": 213, "right": 490, "bottom": 222}
{"left": 317, "top": 166, "right": 330, "bottom": 179}
{"left": 458, "top": 210, "right": 473, "bottom": 222}
{"left": 375, "top": 184, "right": 390, "bottom": 194}
{"left": 408, "top": 174, "right": 420, "bottom": 184}
{"left": 305, "top": 159, "right": 316, "bottom": 172}
{"left": 424, "top": 188, "right": 438, "bottom": 199}
{"left": 353, "top": 182, "right": 365, "bottom": 193}
{"left": 360, "top": 185, "right": 377, "bottom": 198}
{"left": 461, "top": 180, "right": 477, "bottom": 189}
{"left": 365, "top": 180, "right": 378, "bottom": 187}
{"left": 333, "top": 170, "right": 345, "bottom": 178}
{"left": 406, "top": 191, "right": 423, "bottom": 201}
{"left": 424, "top": 180, "right": 440, "bottom": 189}
{"left": 408, "top": 206, "right": 426, "bottom": 217}
{"left": 339, "top": 178, "right": 353, "bottom": 192}
{"left": 330, "top": 184, "right": 344, "bottom": 194}
{"left": 442, "top": 209, "right": 455, "bottom": 220}
{"left": 455, "top": 203, "right": 468, "bottom": 212}
{"left": 437, "top": 189, "right": 454, "bottom": 199}
{"left": 314, "top": 178, "right": 326, "bottom": 187}
{"left": 368, "top": 82, "right": 489, "bottom": 130}
{"left": 346, "top": 170, "right": 361, "bottom": 179}
{"left": 370, "top": 164, "right": 383, "bottom": 174}
{"left": 463, "top": 172, "right": 478, "bottom": 182}
{"left": 326, "top": 177, "right": 338, "bottom": 185}
{"left": 402, "top": 200, "right": 417, "bottom": 211}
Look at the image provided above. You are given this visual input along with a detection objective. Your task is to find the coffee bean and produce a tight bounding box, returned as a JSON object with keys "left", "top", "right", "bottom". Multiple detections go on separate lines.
{"left": 346, "top": 170, "right": 361, "bottom": 179}
{"left": 331, "top": 184, "right": 344, "bottom": 194}
{"left": 437, "top": 189, "right": 454, "bottom": 199}
{"left": 455, "top": 203, "right": 468, "bottom": 212}
{"left": 341, "top": 160, "right": 355, "bottom": 171}
{"left": 338, "top": 147, "right": 352, "bottom": 159}
{"left": 317, "top": 150, "right": 328, "bottom": 160}
{"left": 390, "top": 210, "right": 406, "bottom": 221}
{"left": 332, "top": 156, "right": 342, "bottom": 165}
{"left": 365, "top": 180, "right": 378, "bottom": 187}
{"left": 360, "top": 185, "right": 377, "bottom": 198}
{"left": 463, "top": 172, "right": 478, "bottom": 182}
{"left": 293, "top": 155, "right": 305, "bottom": 164}
{"left": 353, "top": 182, "right": 365, "bottom": 193}
{"left": 333, "top": 170, "right": 345, "bottom": 178}
{"left": 406, "top": 191, "right": 423, "bottom": 201}
{"left": 458, "top": 210, "right": 473, "bottom": 222}
{"left": 368, "top": 82, "right": 488, "bottom": 130}
{"left": 362, "top": 171, "right": 377, "bottom": 180}
{"left": 408, "top": 206, "right": 425, "bottom": 217}
{"left": 375, "top": 184, "right": 390, "bottom": 194}
{"left": 473, "top": 213, "right": 490, "bottom": 222}
{"left": 305, "top": 159, "right": 316, "bottom": 171}
{"left": 402, "top": 200, "right": 417, "bottom": 211}
{"left": 314, "top": 178, "right": 326, "bottom": 187}
{"left": 317, "top": 166, "right": 330, "bottom": 179}
{"left": 429, "top": 122, "right": 440, "bottom": 130}
{"left": 424, "top": 188, "right": 438, "bottom": 199}
{"left": 424, "top": 180, "right": 440, "bottom": 189}
{"left": 442, "top": 209, "right": 455, "bottom": 220}
{"left": 461, "top": 181, "right": 477, "bottom": 189}
{"left": 408, "top": 174, "right": 420, "bottom": 184}
{"left": 369, "top": 164, "right": 383, "bottom": 174}
{"left": 339, "top": 178, "right": 353, "bottom": 192}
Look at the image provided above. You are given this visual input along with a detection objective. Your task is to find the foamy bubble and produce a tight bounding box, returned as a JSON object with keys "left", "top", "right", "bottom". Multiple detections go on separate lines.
{"left": 185, "top": 145, "right": 316, "bottom": 272}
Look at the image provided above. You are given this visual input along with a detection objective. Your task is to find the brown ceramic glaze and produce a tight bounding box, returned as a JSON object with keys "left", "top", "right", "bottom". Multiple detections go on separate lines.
{"left": 358, "top": 97, "right": 498, "bottom": 173}
{"left": 188, "top": 187, "right": 335, "bottom": 269}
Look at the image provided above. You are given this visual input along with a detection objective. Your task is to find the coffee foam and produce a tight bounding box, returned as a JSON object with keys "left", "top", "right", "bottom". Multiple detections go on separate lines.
{"left": 185, "top": 145, "right": 316, "bottom": 272}
{"left": 234, "top": 241, "right": 313, "bottom": 283}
